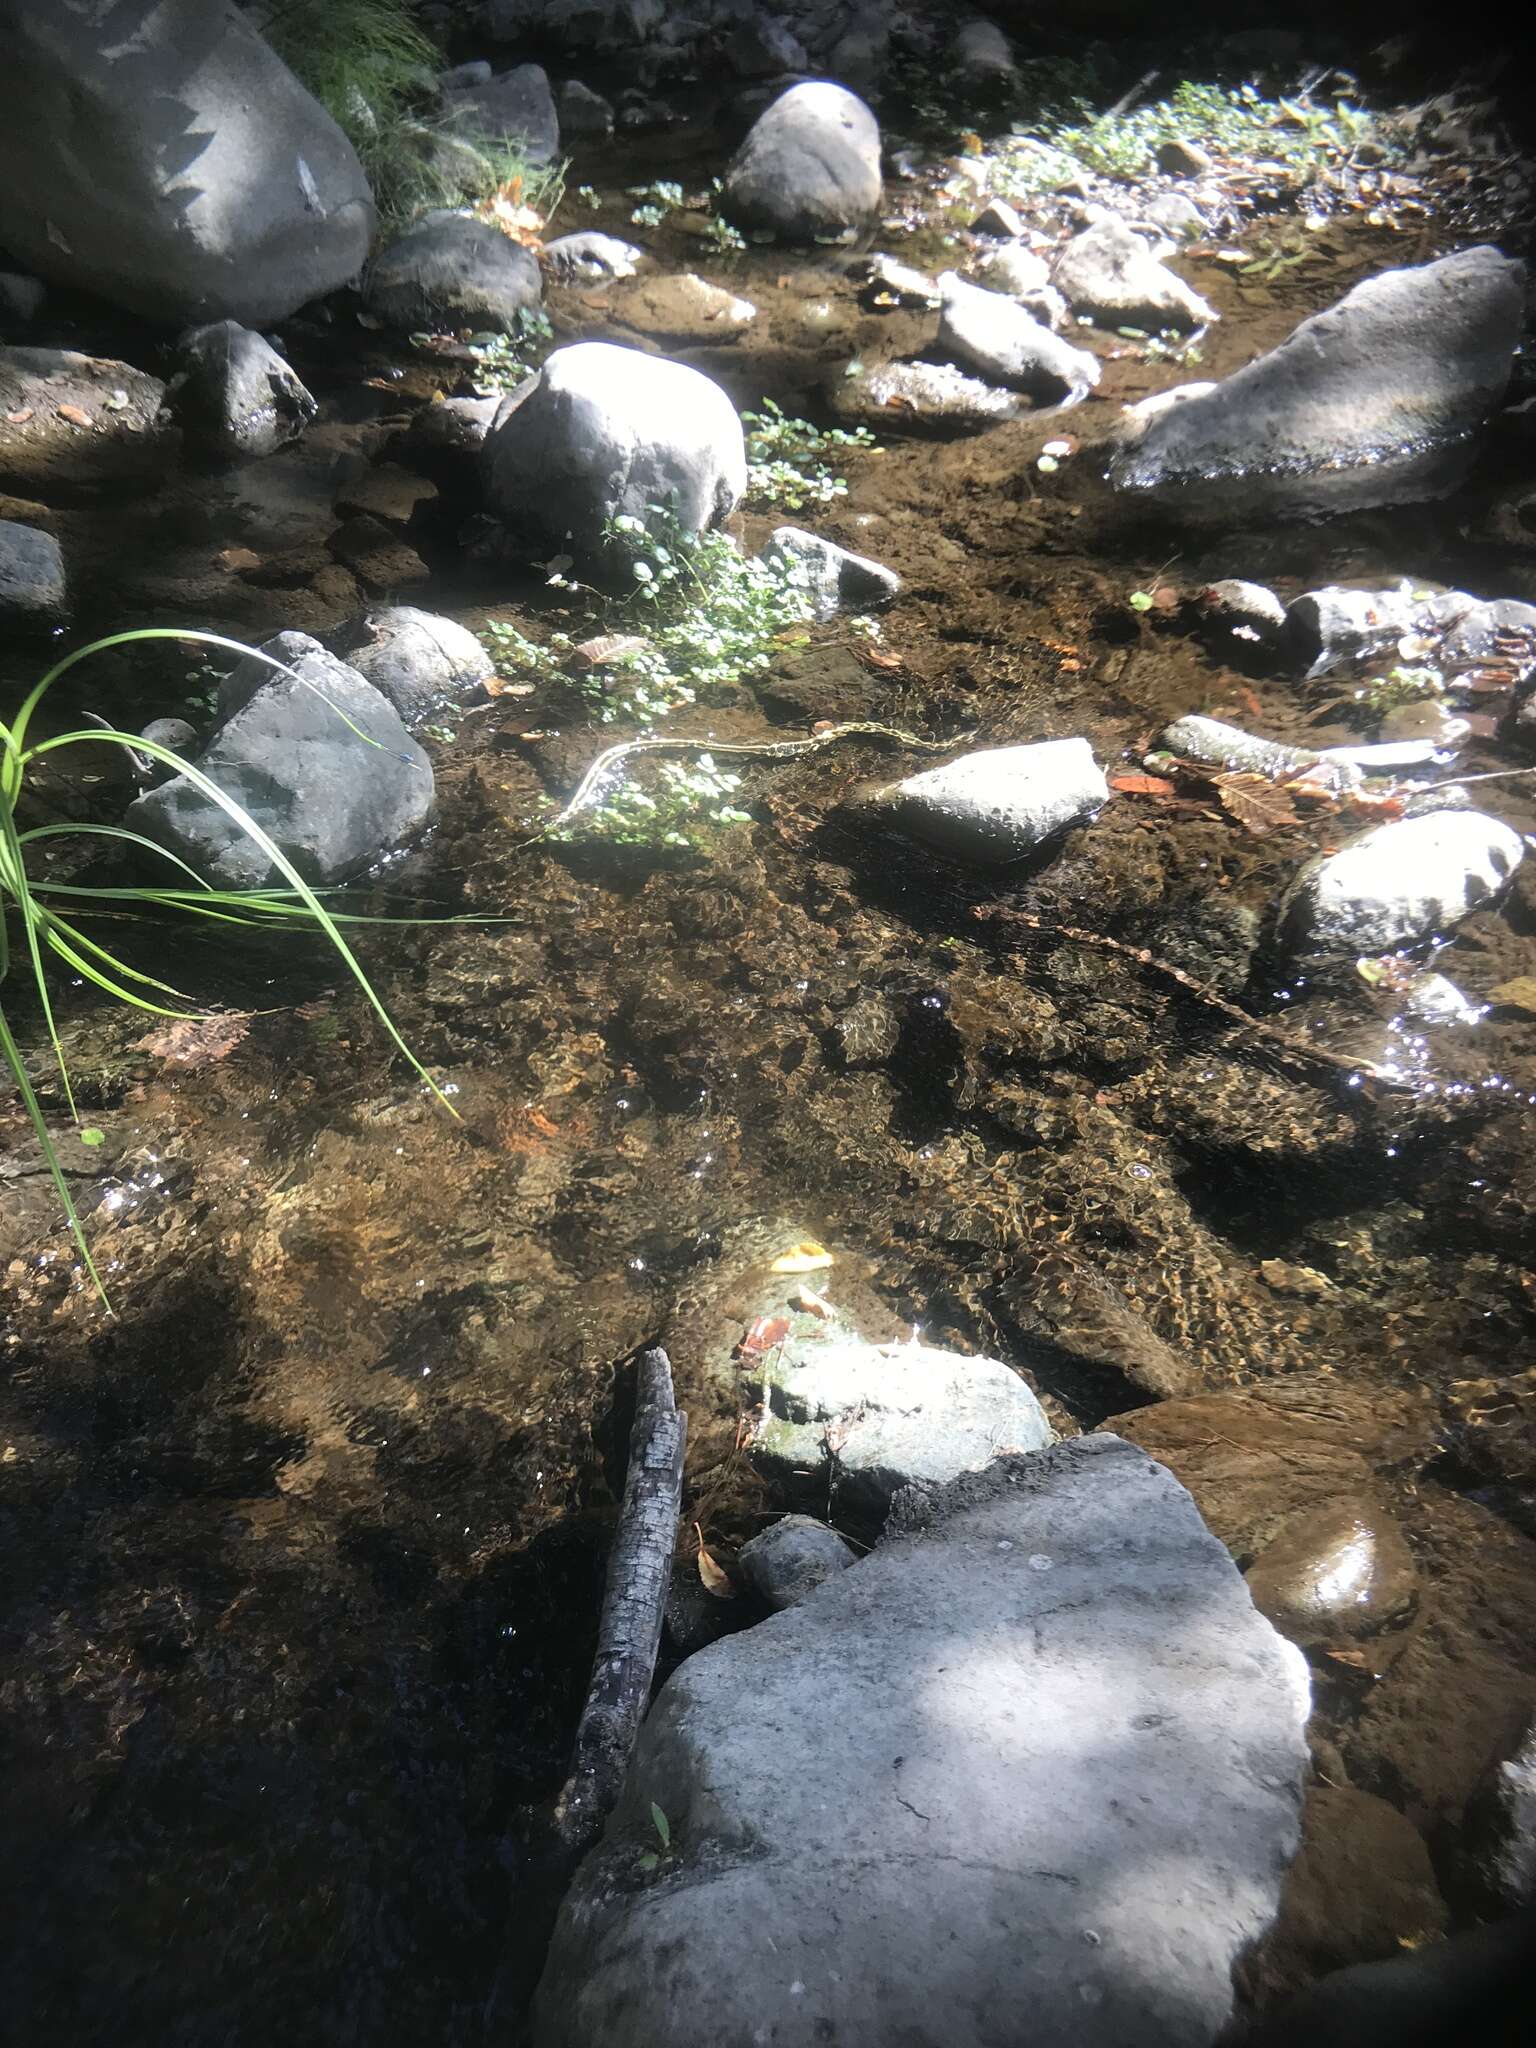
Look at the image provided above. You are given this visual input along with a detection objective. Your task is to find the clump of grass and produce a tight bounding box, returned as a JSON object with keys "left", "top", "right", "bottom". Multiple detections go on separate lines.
{"left": 259, "top": 0, "right": 565, "bottom": 230}
{"left": 482, "top": 508, "right": 820, "bottom": 725}
{"left": 742, "top": 400, "right": 881, "bottom": 512}
{"left": 2, "top": 628, "right": 453, "bottom": 1306}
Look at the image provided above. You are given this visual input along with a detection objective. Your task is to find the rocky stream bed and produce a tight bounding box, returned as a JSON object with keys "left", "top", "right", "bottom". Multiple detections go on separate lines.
{"left": 4, "top": 7, "right": 1536, "bottom": 2044}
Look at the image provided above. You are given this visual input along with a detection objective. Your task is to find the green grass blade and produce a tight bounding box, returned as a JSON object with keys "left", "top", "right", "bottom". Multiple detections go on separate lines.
{"left": 41, "top": 909, "right": 200, "bottom": 1006}
{"left": 0, "top": 790, "right": 79, "bottom": 1119}
{"left": 0, "top": 999, "right": 110, "bottom": 1309}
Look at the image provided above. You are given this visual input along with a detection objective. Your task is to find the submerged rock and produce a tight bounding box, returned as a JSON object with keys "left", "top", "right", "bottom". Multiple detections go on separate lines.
{"left": 328, "top": 606, "right": 494, "bottom": 728}
{"left": 1111, "top": 247, "right": 1525, "bottom": 514}
{"left": 480, "top": 341, "right": 745, "bottom": 555}
{"left": 855, "top": 253, "right": 941, "bottom": 310}
{"left": 1286, "top": 585, "right": 1422, "bottom": 679}
{"left": 875, "top": 737, "right": 1108, "bottom": 865}
{"left": 738, "top": 1515, "right": 857, "bottom": 1610}
{"left": 0, "top": 346, "right": 169, "bottom": 500}
{"left": 758, "top": 526, "right": 900, "bottom": 618}
{"left": 542, "top": 232, "right": 643, "bottom": 285}
{"left": 748, "top": 1327, "right": 1053, "bottom": 1518}
{"left": 166, "top": 322, "right": 316, "bottom": 463}
{"left": 129, "top": 632, "right": 433, "bottom": 890}
{"left": 978, "top": 240, "right": 1050, "bottom": 296}
{"left": 364, "top": 212, "right": 543, "bottom": 334}
{"left": 722, "top": 81, "right": 882, "bottom": 241}
{"left": 937, "top": 272, "right": 1101, "bottom": 404}
{"left": 531, "top": 1437, "right": 1311, "bottom": 2048}
{"left": 1052, "top": 216, "right": 1216, "bottom": 332}
{"left": 1278, "top": 809, "right": 1525, "bottom": 956}
{"left": 0, "top": 0, "right": 373, "bottom": 327}
{"left": 838, "top": 359, "right": 1030, "bottom": 433}
{"left": 1245, "top": 1498, "right": 1418, "bottom": 1647}
{"left": 607, "top": 272, "right": 757, "bottom": 344}
{"left": 0, "top": 518, "right": 64, "bottom": 622}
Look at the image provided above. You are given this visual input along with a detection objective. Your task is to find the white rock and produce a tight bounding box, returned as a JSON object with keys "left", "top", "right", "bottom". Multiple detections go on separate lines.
{"left": 1279, "top": 810, "right": 1525, "bottom": 955}
{"left": 980, "top": 241, "right": 1050, "bottom": 296}
{"left": 879, "top": 737, "right": 1108, "bottom": 864}
{"left": 1052, "top": 216, "right": 1216, "bottom": 332}
{"left": 479, "top": 340, "right": 746, "bottom": 554}
{"left": 937, "top": 271, "right": 1100, "bottom": 404}
{"left": 759, "top": 526, "right": 900, "bottom": 618}
{"left": 542, "top": 232, "right": 643, "bottom": 284}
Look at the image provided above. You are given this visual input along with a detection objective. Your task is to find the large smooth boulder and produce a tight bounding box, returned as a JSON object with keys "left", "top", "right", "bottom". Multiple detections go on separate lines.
{"left": 722, "top": 82, "right": 882, "bottom": 242}
{"left": 364, "top": 213, "right": 544, "bottom": 334}
{"left": 439, "top": 62, "right": 560, "bottom": 165}
{"left": 0, "top": 0, "right": 373, "bottom": 328}
{"left": 166, "top": 321, "right": 316, "bottom": 462}
{"left": 0, "top": 519, "right": 65, "bottom": 621}
{"left": 531, "top": 1437, "right": 1312, "bottom": 2048}
{"left": 937, "top": 271, "right": 1100, "bottom": 404}
{"left": 1278, "top": 809, "right": 1524, "bottom": 956}
{"left": 128, "top": 631, "right": 433, "bottom": 889}
{"left": 479, "top": 341, "right": 746, "bottom": 555}
{"left": 1111, "top": 247, "right": 1525, "bottom": 514}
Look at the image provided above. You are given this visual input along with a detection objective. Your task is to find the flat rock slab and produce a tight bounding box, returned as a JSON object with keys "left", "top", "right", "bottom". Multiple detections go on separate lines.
{"left": 532, "top": 1436, "right": 1311, "bottom": 2048}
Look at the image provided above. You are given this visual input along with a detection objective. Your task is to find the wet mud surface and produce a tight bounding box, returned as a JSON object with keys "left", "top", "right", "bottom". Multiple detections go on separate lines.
{"left": 5, "top": 51, "right": 1536, "bottom": 2047}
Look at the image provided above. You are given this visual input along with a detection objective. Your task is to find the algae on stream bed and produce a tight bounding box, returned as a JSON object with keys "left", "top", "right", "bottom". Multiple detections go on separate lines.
{"left": 5, "top": 37, "right": 1536, "bottom": 2047}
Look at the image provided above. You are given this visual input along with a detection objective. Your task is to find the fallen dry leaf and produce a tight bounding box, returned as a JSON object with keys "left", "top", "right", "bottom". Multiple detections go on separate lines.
{"left": 572, "top": 632, "right": 649, "bottom": 667}
{"left": 860, "top": 648, "right": 903, "bottom": 671}
{"left": 134, "top": 1012, "right": 251, "bottom": 1071}
{"left": 694, "top": 1524, "right": 736, "bottom": 1600}
{"left": 1488, "top": 975, "right": 1536, "bottom": 1015}
{"left": 1211, "top": 770, "right": 1300, "bottom": 837}
{"left": 1109, "top": 773, "right": 1178, "bottom": 797}
{"left": 56, "top": 403, "right": 94, "bottom": 428}
{"left": 5, "top": 407, "right": 35, "bottom": 425}
{"left": 792, "top": 1283, "right": 834, "bottom": 1319}
{"left": 736, "top": 1314, "right": 791, "bottom": 1358}
{"left": 770, "top": 1239, "right": 833, "bottom": 1273}
{"left": 216, "top": 546, "right": 261, "bottom": 573}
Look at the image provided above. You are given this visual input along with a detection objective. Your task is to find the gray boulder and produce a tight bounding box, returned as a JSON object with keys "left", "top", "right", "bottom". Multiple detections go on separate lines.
{"left": 1052, "top": 217, "right": 1216, "bottom": 332}
{"left": 0, "top": 518, "right": 64, "bottom": 621}
{"left": 979, "top": 241, "right": 1050, "bottom": 296}
{"left": 1460, "top": 1718, "right": 1536, "bottom": 1910}
{"left": 722, "top": 81, "right": 882, "bottom": 242}
{"left": 479, "top": 341, "right": 746, "bottom": 555}
{"left": 952, "top": 18, "right": 1016, "bottom": 87}
{"left": 542, "top": 232, "right": 643, "bottom": 285}
{"left": 439, "top": 63, "right": 560, "bottom": 165}
{"left": 1286, "top": 585, "right": 1421, "bottom": 679}
{"left": 364, "top": 212, "right": 543, "bottom": 334}
{"left": 396, "top": 394, "right": 501, "bottom": 491}
{"left": 1112, "top": 247, "right": 1526, "bottom": 514}
{"left": 747, "top": 1327, "right": 1054, "bottom": 1517}
{"left": 874, "top": 737, "right": 1108, "bottom": 864}
{"left": 558, "top": 79, "right": 614, "bottom": 136}
{"left": 129, "top": 631, "right": 433, "bottom": 889}
{"left": 937, "top": 272, "right": 1101, "bottom": 404}
{"left": 531, "top": 1436, "right": 1312, "bottom": 2048}
{"left": 1278, "top": 809, "right": 1525, "bottom": 956}
{"left": 328, "top": 606, "right": 494, "bottom": 727}
{"left": 0, "top": 0, "right": 372, "bottom": 328}
{"left": 725, "top": 13, "right": 808, "bottom": 76}
{"left": 166, "top": 321, "right": 316, "bottom": 462}
{"left": 738, "top": 1515, "right": 857, "bottom": 1609}
{"left": 758, "top": 526, "right": 900, "bottom": 618}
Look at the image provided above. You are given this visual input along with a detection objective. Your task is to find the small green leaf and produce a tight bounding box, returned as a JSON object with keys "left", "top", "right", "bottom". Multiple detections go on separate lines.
{"left": 1128, "top": 591, "right": 1155, "bottom": 612}
{"left": 637, "top": 1852, "right": 659, "bottom": 1872}
{"left": 77, "top": 1126, "right": 105, "bottom": 1147}
{"left": 650, "top": 1802, "right": 671, "bottom": 1851}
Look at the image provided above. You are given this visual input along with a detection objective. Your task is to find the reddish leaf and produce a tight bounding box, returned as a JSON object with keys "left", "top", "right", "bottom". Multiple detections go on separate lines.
{"left": 694, "top": 1524, "right": 736, "bottom": 1600}
{"left": 1109, "top": 773, "right": 1178, "bottom": 797}
{"left": 56, "top": 403, "right": 93, "bottom": 428}
{"left": 1211, "top": 771, "right": 1300, "bottom": 837}
{"left": 5, "top": 407, "right": 34, "bottom": 425}
{"left": 134, "top": 1012, "right": 250, "bottom": 1071}
{"left": 737, "top": 1314, "right": 791, "bottom": 1358}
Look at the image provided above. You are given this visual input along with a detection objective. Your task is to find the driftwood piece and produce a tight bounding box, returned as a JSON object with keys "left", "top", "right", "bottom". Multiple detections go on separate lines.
{"left": 553, "top": 1345, "right": 687, "bottom": 1856}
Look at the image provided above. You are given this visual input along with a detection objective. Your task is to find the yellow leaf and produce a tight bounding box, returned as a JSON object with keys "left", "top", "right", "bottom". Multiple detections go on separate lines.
{"left": 694, "top": 1523, "right": 735, "bottom": 1600}
{"left": 770, "top": 1240, "right": 833, "bottom": 1273}
{"left": 1488, "top": 976, "right": 1536, "bottom": 1015}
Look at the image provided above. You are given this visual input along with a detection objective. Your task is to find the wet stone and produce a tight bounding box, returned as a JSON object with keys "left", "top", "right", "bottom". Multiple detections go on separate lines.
{"left": 1244, "top": 1497, "right": 1419, "bottom": 1647}
{"left": 1051, "top": 216, "right": 1215, "bottom": 332}
{"left": 1277, "top": 810, "right": 1524, "bottom": 957}
{"left": 0, "top": 517, "right": 64, "bottom": 621}
{"left": 606, "top": 272, "right": 757, "bottom": 344}
{"left": 738, "top": 1514, "right": 857, "bottom": 1610}
{"left": 854, "top": 253, "right": 941, "bottom": 311}
{"left": 1458, "top": 1716, "right": 1536, "bottom": 1910}
{"left": 872, "top": 737, "right": 1108, "bottom": 866}
{"left": 936, "top": 271, "right": 1101, "bottom": 404}
{"left": 837, "top": 358, "right": 1031, "bottom": 434}
{"left": 542, "top": 232, "right": 643, "bottom": 285}
{"left": 758, "top": 525, "right": 900, "bottom": 618}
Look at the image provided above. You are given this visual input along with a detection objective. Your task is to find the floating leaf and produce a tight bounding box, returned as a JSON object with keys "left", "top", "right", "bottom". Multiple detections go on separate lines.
{"left": 1128, "top": 590, "right": 1154, "bottom": 612}
{"left": 770, "top": 1239, "right": 832, "bottom": 1273}
{"left": 1488, "top": 975, "right": 1536, "bottom": 1016}
{"left": 1036, "top": 453, "right": 1059, "bottom": 473}
{"left": 573, "top": 632, "right": 649, "bottom": 667}
{"left": 737, "top": 1314, "right": 791, "bottom": 1358}
{"left": 77, "top": 1126, "right": 105, "bottom": 1148}
{"left": 1211, "top": 771, "right": 1300, "bottom": 837}
{"left": 217, "top": 546, "right": 261, "bottom": 573}
{"left": 650, "top": 1802, "right": 671, "bottom": 1851}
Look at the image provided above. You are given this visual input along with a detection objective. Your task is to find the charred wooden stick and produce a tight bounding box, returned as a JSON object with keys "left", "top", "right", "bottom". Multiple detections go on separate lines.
{"left": 553, "top": 1345, "right": 687, "bottom": 1856}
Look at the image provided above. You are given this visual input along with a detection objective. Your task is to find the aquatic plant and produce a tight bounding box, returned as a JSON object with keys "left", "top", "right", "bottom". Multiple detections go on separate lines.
{"left": 628, "top": 180, "right": 686, "bottom": 228}
{"left": 551, "top": 752, "right": 752, "bottom": 855}
{"left": 483, "top": 509, "right": 820, "bottom": 724}
{"left": 742, "top": 399, "right": 882, "bottom": 512}
{"left": 461, "top": 310, "right": 556, "bottom": 396}
{"left": 1, "top": 630, "right": 451, "bottom": 1306}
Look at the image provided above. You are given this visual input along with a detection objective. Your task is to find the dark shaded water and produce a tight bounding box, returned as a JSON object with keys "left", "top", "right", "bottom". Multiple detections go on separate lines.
{"left": 6, "top": 59, "right": 1536, "bottom": 2047}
